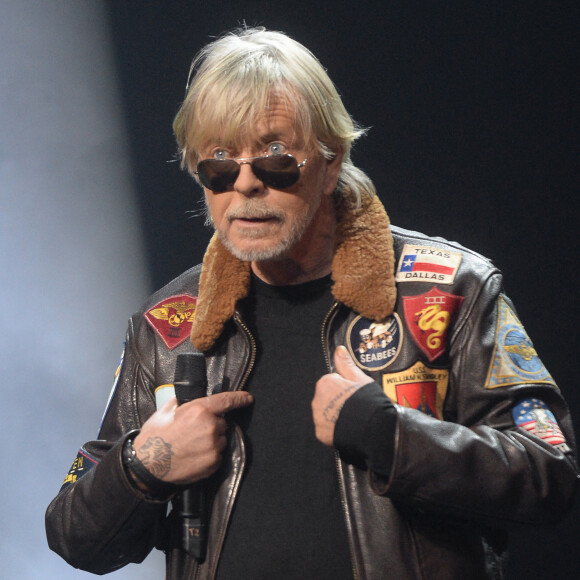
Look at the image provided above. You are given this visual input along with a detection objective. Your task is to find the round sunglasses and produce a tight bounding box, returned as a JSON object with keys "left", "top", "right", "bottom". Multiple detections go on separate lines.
{"left": 194, "top": 153, "right": 308, "bottom": 193}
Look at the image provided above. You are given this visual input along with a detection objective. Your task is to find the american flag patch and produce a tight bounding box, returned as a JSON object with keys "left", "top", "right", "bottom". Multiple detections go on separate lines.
{"left": 513, "top": 398, "right": 569, "bottom": 452}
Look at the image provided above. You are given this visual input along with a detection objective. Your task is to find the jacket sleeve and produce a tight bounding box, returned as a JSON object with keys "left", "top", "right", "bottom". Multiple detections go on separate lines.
{"left": 372, "top": 272, "right": 579, "bottom": 526}
{"left": 45, "top": 317, "right": 167, "bottom": 574}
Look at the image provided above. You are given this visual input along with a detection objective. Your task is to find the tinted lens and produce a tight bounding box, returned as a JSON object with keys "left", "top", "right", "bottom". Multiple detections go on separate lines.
{"left": 196, "top": 154, "right": 301, "bottom": 192}
{"left": 196, "top": 159, "right": 240, "bottom": 193}
{"left": 252, "top": 154, "right": 300, "bottom": 189}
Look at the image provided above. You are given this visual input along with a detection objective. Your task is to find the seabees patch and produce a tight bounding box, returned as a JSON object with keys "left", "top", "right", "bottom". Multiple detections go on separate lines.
{"left": 513, "top": 398, "right": 570, "bottom": 453}
{"left": 382, "top": 361, "right": 449, "bottom": 420}
{"left": 347, "top": 314, "right": 403, "bottom": 371}
{"left": 145, "top": 294, "right": 197, "bottom": 350}
{"left": 485, "top": 297, "right": 556, "bottom": 389}
{"left": 60, "top": 449, "right": 99, "bottom": 491}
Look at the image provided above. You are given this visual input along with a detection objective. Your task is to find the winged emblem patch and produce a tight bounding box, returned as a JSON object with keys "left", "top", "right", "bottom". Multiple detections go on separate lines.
{"left": 144, "top": 294, "right": 197, "bottom": 349}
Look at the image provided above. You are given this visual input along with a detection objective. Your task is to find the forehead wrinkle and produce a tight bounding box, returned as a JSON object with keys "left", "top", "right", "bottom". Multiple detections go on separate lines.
{"left": 194, "top": 88, "right": 313, "bottom": 160}
{"left": 255, "top": 101, "right": 308, "bottom": 148}
{"left": 203, "top": 114, "right": 305, "bottom": 156}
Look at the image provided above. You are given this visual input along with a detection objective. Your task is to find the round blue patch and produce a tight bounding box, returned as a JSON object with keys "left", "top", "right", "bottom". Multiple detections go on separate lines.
{"left": 502, "top": 326, "right": 544, "bottom": 375}
{"left": 347, "top": 314, "right": 403, "bottom": 371}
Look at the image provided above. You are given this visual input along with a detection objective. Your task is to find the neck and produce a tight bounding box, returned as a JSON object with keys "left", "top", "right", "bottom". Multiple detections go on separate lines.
{"left": 251, "top": 196, "right": 336, "bottom": 286}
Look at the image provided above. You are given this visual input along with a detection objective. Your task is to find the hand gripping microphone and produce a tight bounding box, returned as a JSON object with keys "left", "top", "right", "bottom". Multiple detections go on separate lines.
{"left": 173, "top": 352, "right": 207, "bottom": 562}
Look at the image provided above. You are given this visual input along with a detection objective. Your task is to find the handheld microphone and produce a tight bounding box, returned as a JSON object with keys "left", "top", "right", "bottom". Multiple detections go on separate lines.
{"left": 173, "top": 352, "right": 207, "bottom": 562}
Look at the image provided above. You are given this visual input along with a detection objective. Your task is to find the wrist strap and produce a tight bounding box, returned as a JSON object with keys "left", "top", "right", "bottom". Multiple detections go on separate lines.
{"left": 122, "top": 436, "right": 178, "bottom": 499}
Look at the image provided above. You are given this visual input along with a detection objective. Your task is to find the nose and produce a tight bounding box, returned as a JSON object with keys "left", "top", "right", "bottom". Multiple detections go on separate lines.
{"left": 234, "top": 161, "right": 264, "bottom": 197}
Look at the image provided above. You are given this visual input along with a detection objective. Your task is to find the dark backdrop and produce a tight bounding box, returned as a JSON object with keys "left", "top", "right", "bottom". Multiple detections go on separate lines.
{"left": 105, "top": 2, "right": 579, "bottom": 577}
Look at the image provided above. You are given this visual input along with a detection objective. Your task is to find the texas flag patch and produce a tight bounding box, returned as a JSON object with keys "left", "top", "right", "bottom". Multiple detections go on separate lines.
{"left": 396, "top": 245, "right": 462, "bottom": 285}
{"left": 513, "top": 398, "right": 570, "bottom": 453}
{"left": 144, "top": 294, "right": 197, "bottom": 349}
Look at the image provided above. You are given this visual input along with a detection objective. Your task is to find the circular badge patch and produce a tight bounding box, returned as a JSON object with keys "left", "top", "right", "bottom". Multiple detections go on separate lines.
{"left": 347, "top": 314, "right": 403, "bottom": 371}
{"left": 502, "top": 327, "right": 544, "bottom": 375}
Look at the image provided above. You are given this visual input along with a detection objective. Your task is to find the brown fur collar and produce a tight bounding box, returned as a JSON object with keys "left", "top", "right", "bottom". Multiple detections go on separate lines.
{"left": 190, "top": 193, "right": 396, "bottom": 351}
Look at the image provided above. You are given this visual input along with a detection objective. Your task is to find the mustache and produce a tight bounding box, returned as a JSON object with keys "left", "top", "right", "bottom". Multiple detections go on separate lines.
{"left": 225, "top": 201, "right": 285, "bottom": 221}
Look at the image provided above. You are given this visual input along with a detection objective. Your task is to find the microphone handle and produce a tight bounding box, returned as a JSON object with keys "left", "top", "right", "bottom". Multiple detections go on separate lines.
{"left": 180, "top": 488, "right": 206, "bottom": 562}
{"left": 174, "top": 353, "right": 207, "bottom": 562}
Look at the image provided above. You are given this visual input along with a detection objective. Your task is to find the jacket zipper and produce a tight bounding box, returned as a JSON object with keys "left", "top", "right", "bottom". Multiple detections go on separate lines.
{"left": 321, "top": 301, "right": 359, "bottom": 580}
{"left": 200, "top": 307, "right": 357, "bottom": 579}
{"left": 233, "top": 312, "right": 257, "bottom": 392}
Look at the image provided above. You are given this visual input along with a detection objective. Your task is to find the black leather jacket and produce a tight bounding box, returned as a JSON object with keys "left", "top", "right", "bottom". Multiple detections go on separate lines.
{"left": 46, "top": 194, "right": 579, "bottom": 579}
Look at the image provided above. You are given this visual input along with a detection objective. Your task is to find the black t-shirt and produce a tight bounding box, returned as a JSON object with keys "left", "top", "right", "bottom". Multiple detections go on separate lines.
{"left": 216, "top": 273, "right": 352, "bottom": 579}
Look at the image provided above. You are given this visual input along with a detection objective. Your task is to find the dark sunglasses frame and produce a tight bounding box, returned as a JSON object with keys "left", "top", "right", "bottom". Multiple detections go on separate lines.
{"left": 194, "top": 153, "right": 308, "bottom": 193}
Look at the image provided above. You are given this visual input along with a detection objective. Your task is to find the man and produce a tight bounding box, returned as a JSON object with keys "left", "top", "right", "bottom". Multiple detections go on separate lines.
{"left": 46, "top": 28, "right": 578, "bottom": 579}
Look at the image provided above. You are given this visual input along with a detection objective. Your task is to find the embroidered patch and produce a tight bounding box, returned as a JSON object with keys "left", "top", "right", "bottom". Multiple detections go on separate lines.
{"left": 155, "top": 383, "right": 176, "bottom": 410}
{"left": 395, "top": 244, "right": 462, "bottom": 284}
{"left": 60, "top": 449, "right": 99, "bottom": 491}
{"left": 145, "top": 294, "right": 197, "bottom": 350}
{"left": 485, "top": 297, "right": 556, "bottom": 389}
{"left": 347, "top": 314, "right": 403, "bottom": 371}
{"left": 402, "top": 286, "right": 464, "bottom": 361}
{"left": 382, "top": 361, "right": 449, "bottom": 419}
{"left": 100, "top": 344, "right": 126, "bottom": 429}
{"left": 513, "top": 398, "right": 570, "bottom": 453}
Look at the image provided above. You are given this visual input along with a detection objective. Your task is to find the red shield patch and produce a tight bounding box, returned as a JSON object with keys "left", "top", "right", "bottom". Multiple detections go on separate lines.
{"left": 144, "top": 294, "right": 197, "bottom": 350}
{"left": 395, "top": 381, "right": 439, "bottom": 418}
{"left": 402, "top": 286, "right": 464, "bottom": 361}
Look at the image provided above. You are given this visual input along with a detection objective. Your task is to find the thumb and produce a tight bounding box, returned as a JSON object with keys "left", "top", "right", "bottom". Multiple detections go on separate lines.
{"left": 333, "top": 345, "right": 372, "bottom": 383}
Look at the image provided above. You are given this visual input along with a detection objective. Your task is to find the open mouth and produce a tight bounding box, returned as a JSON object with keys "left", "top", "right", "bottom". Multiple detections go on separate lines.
{"left": 234, "top": 216, "right": 277, "bottom": 224}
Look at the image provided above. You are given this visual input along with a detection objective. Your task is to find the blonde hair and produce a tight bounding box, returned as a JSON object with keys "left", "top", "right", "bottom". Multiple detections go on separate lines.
{"left": 173, "top": 27, "right": 375, "bottom": 204}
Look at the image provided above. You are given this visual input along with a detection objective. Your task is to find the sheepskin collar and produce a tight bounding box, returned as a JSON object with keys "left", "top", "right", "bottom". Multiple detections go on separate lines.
{"left": 190, "top": 192, "right": 396, "bottom": 351}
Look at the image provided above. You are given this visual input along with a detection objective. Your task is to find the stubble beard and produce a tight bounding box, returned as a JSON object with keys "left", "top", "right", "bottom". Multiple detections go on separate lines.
{"left": 216, "top": 197, "right": 321, "bottom": 263}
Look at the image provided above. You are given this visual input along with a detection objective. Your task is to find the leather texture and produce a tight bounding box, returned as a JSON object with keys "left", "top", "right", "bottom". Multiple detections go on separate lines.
{"left": 46, "top": 219, "right": 579, "bottom": 580}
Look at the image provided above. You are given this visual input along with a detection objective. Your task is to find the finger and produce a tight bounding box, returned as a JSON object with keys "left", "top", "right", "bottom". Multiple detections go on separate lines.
{"left": 205, "top": 391, "right": 254, "bottom": 415}
{"left": 333, "top": 345, "right": 373, "bottom": 384}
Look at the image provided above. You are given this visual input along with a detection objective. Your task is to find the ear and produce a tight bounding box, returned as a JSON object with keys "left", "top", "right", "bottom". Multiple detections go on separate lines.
{"left": 322, "top": 146, "right": 344, "bottom": 197}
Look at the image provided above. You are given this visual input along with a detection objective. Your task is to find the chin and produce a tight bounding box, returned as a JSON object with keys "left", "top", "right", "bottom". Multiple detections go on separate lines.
{"left": 217, "top": 206, "right": 317, "bottom": 263}
{"left": 220, "top": 234, "right": 295, "bottom": 263}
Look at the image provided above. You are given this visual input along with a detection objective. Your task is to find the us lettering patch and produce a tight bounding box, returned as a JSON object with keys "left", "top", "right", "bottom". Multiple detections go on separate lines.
{"left": 513, "top": 398, "right": 570, "bottom": 453}
{"left": 396, "top": 244, "right": 462, "bottom": 284}
{"left": 347, "top": 314, "right": 403, "bottom": 371}
{"left": 403, "top": 286, "right": 464, "bottom": 361}
{"left": 60, "top": 449, "right": 99, "bottom": 491}
{"left": 382, "top": 361, "right": 448, "bottom": 419}
{"left": 485, "top": 297, "right": 556, "bottom": 389}
{"left": 144, "top": 294, "right": 197, "bottom": 350}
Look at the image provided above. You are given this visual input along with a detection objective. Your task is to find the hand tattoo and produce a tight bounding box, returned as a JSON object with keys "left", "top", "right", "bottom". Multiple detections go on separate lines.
{"left": 322, "top": 384, "right": 362, "bottom": 424}
{"left": 138, "top": 436, "right": 173, "bottom": 479}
